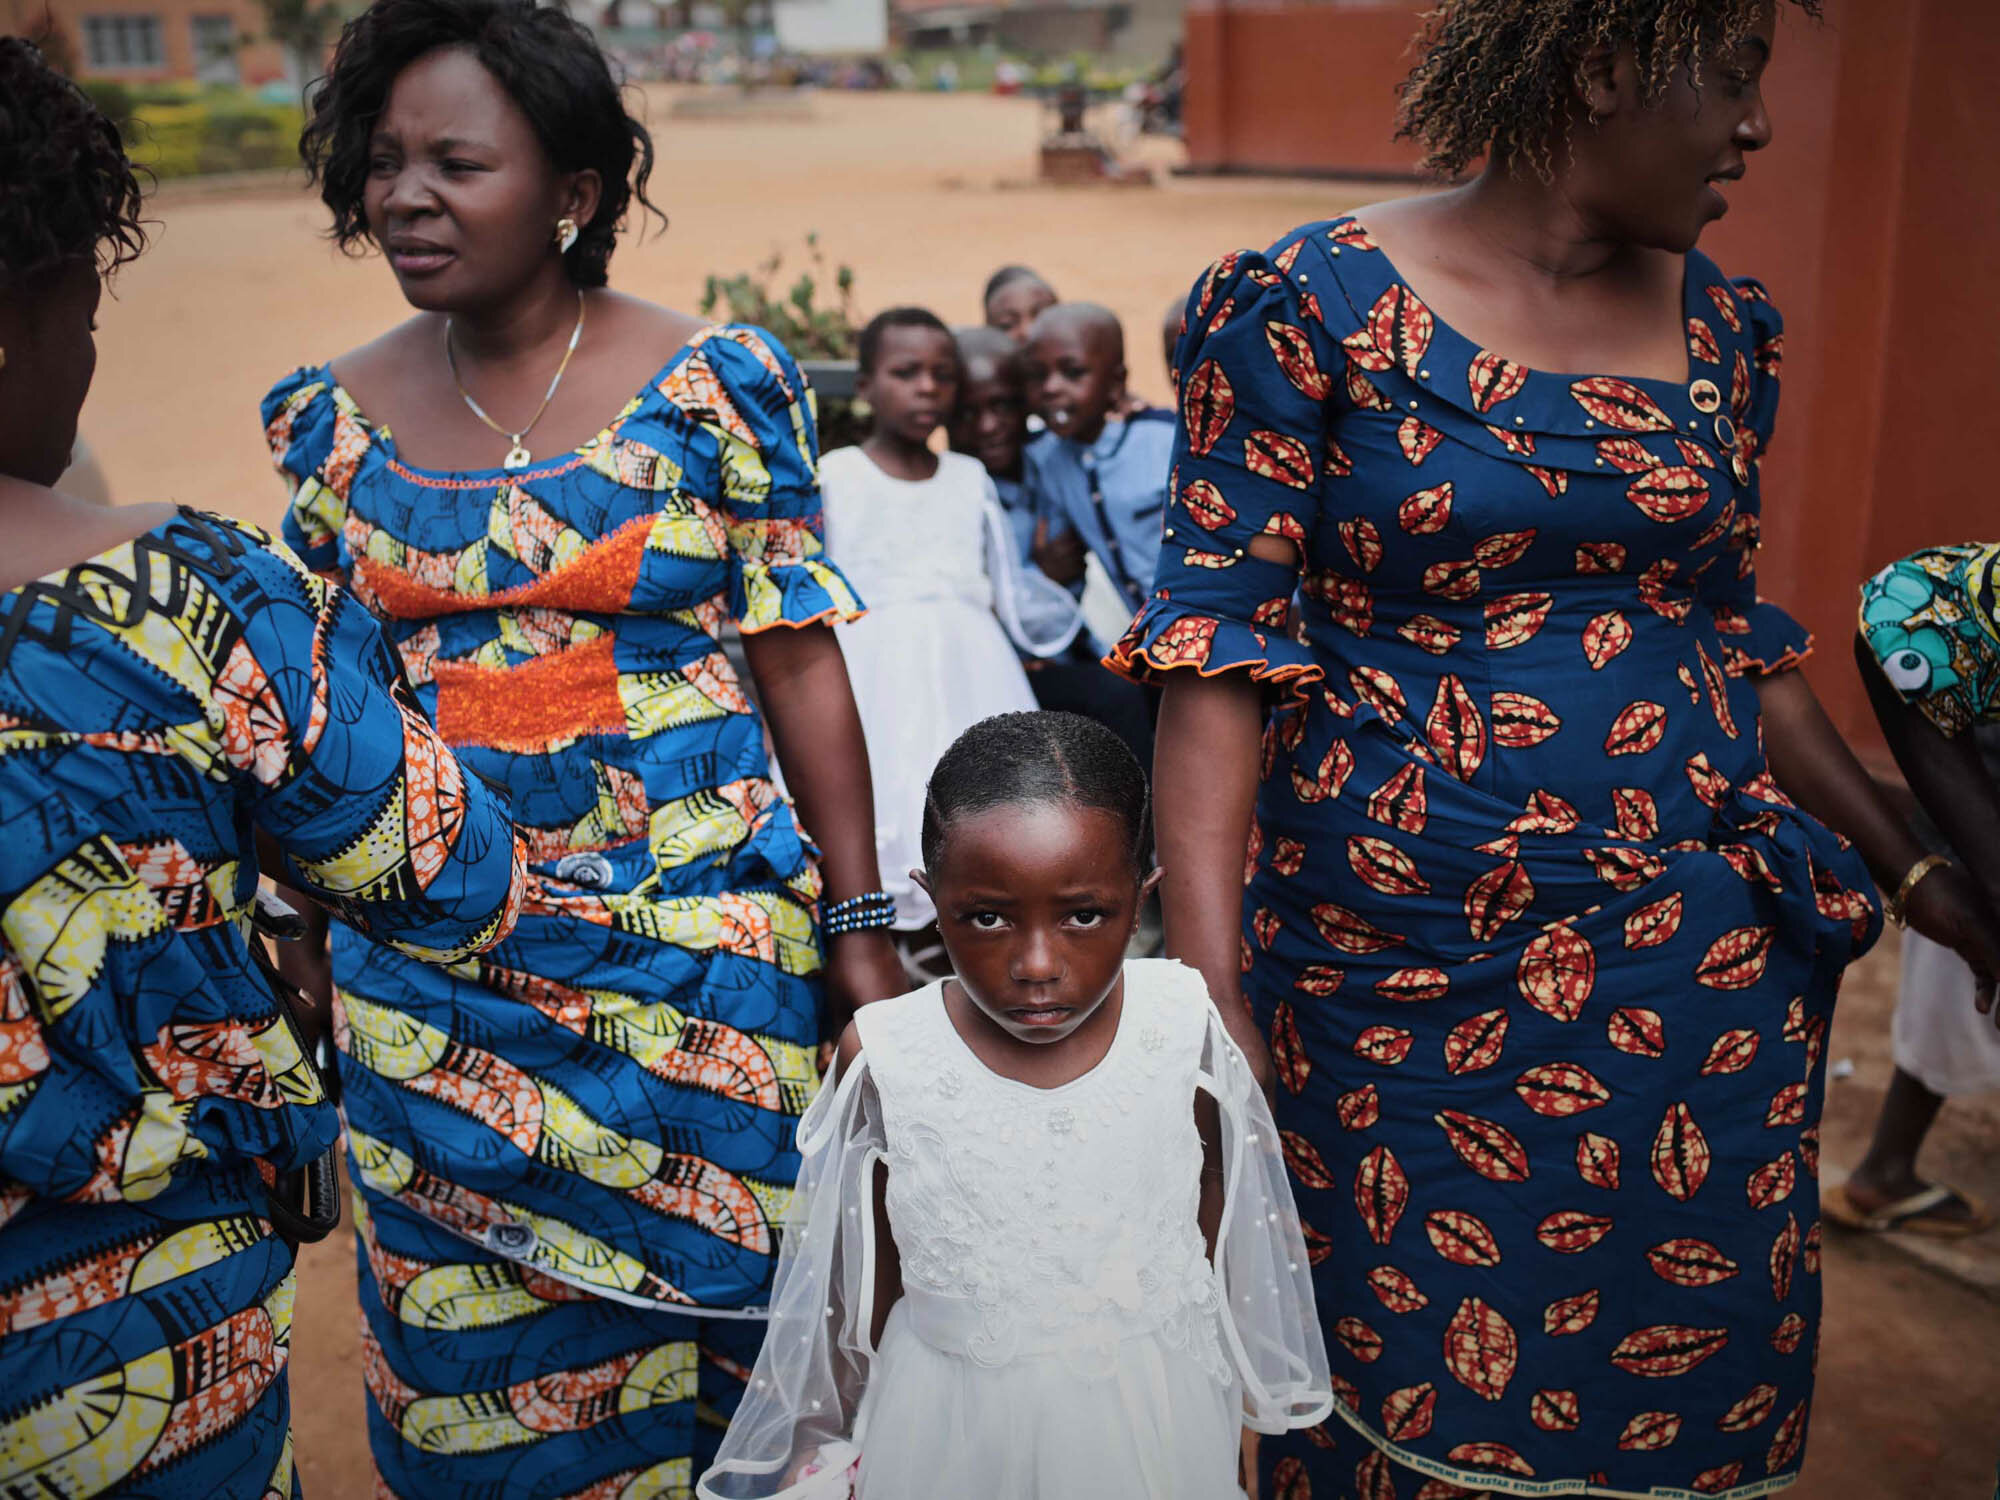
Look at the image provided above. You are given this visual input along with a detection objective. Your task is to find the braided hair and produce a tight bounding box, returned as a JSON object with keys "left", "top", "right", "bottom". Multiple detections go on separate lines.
{"left": 1396, "top": 0, "right": 1819, "bottom": 178}
{"left": 921, "top": 712, "right": 1152, "bottom": 875}
{"left": 0, "top": 38, "right": 146, "bottom": 284}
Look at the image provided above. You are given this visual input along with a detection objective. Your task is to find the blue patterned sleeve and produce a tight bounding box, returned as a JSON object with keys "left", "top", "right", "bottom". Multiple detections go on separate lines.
{"left": 1106, "top": 248, "right": 1331, "bottom": 705}
{"left": 699, "top": 327, "right": 867, "bottom": 633}
{"left": 1700, "top": 281, "right": 1814, "bottom": 677}
{"left": 211, "top": 516, "right": 526, "bottom": 961}
{"left": 261, "top": 366, "right": 357, "bottom": 580}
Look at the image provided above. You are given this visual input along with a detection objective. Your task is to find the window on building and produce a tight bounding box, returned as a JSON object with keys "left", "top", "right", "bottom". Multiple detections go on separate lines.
{"left": 82, "top": 14, "right": 166, "bottom": 71}
{"left": 191, "top": 13, "right": 239, "bottom": 83}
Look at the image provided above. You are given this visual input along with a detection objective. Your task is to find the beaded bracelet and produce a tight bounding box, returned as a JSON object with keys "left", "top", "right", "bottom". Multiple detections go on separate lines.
{"left": 821, "top": 891, "right": 896, "bottom": 938}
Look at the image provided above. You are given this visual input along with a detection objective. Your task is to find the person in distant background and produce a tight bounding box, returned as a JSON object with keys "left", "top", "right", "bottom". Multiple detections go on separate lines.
{"left": 1831, "top": 545, "right": 2000, "bottom": 1236}
{"left": 950, "top": 325, "right": 1036, "bottom": 559}
{"left": 982, "top": 262, "right": 1057, "bottom": 345}
{"left": 949, "top": 322, "right": 1150, "bottom": 776}
{"left": 1021, "top": 301, "right": 1174, "bottom": 646}
{"left": 821, "top": 308, "right": 1050, "bottom": 979}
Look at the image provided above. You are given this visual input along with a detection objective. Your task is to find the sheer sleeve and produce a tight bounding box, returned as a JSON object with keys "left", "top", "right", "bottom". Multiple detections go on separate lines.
{"left": 982, "top": 471, "right": 1084, "bottom": 659}
{"left": 700, "top": 1053, "right": 887, "bottom": 1499}
{"left": 1699, "top": 280, "right": 1814, "bottom": 677}
{"left": 1196, "top": 1006, "right": 1334, "bottom": 1434}
{"left": 1106, "top": 247, "right": 1333, "bottom": 706}
{"left": 694, "top": 328, "right": 867, "bottom": 635}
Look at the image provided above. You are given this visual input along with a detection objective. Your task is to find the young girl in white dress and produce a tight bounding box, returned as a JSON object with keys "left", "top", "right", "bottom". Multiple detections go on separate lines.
{"left": 820, "top": 310, "right": 1079, "bottom": 949}
{"left": 699, "top": 711, "right": 1332, "bottom": 1499}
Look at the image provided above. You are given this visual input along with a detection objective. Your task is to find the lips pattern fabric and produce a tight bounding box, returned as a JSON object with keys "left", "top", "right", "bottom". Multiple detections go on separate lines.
{"left": 1110, "top": 217, "right": 1880, "bottom": 1499}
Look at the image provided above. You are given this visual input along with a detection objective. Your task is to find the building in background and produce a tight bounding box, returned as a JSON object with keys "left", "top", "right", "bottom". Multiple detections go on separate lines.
{"left": 893, "top": 0, "right": 1179, "bottom": 65}
{"left": 773, "top": 0, "right": 885, "bottom": 55}
{"left": 5, "top": 0, "right": 288, "bottom": 82}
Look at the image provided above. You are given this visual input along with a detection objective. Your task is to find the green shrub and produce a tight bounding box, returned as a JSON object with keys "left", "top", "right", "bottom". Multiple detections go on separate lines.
{"left": 120, "top": 90, "right": 303, "bottom": 178}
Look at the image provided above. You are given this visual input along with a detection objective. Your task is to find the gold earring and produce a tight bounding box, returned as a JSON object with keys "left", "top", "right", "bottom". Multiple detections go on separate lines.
{"left": 554, "top": 217, "right": 580, "bottom": 254}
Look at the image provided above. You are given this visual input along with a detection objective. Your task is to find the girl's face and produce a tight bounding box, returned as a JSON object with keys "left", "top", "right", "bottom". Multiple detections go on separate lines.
{"left": 918, "top": 800, "right": 1157, "bottom": 1046}
{"left": 860, "top": 325, "right": 959, "bottom": 449}
{"left": 985, "top": 278, "right": 1056, "bottom": 346}
{"left": 363, "top": 45, "right": 598, "bottom": 313}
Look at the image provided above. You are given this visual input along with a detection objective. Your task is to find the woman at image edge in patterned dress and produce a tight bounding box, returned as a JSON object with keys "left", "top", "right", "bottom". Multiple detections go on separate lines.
{"left": 0, "top": 41, "right": 524, "bottom": 1498}
{"left": 1115, "top": 2, "right": 2000, "bottom": 1496}
{"left": 261, "top": 0, "right": 905, "bottom": 1493}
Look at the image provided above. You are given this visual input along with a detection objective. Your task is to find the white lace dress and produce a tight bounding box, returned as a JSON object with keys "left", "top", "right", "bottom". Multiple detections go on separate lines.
{"left": 819, "top": 447, "right": 1077, "bottom": 928}
{"left": 698, "top": 959, "right": 1332, "bottom": 1499}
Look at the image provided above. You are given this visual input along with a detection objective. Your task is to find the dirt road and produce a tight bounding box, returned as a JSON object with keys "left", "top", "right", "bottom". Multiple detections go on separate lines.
{"left": 79, "top": 86, "right": 2000, "bottom": 1498}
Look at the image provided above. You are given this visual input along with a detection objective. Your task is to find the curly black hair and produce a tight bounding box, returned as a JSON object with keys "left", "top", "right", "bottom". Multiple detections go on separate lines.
{"left": 0, "top": 38, "right": 146, "bottom": 284}
{"left": 300, "top": 0, "right": 662, "bottom": 289}
{"left": 921, "top": 711, "right": 1153, "bottom": 876}
{"left": 1396, "top": 0, "right": 1821, "bottom": 179}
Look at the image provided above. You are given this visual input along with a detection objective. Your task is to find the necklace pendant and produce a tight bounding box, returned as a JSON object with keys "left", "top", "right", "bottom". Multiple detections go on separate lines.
{"left": 502, "top": 442, "right": 532, "bottom": 471}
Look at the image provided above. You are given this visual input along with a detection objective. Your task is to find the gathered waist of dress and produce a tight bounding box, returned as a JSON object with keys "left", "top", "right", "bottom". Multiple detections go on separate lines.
{"left": 898, "top": 1281, "right": 1180, "bottom": 1366}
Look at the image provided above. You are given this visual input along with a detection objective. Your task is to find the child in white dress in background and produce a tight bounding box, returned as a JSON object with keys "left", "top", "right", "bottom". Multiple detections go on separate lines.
{"left": 820, "top": 309, "right": 1078, "bottom": 965}
{"left": 699, "top": 712, "right": 1331, "bottom": 1500}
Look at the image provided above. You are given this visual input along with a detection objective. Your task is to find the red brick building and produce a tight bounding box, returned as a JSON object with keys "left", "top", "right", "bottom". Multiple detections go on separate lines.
{"left": 5, "top": 0, "right": 290, "bottom": 85}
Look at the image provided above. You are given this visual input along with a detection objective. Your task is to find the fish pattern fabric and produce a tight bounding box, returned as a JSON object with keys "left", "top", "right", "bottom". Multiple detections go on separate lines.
{"left": 262, "top": 323, "right": 862, "bottom": 1495}
{"left": 0, "top": 509, "right": 522, "bottom": 1498}
{"left": 1111, "top": 218, "right": 1881, "bottom": 1500}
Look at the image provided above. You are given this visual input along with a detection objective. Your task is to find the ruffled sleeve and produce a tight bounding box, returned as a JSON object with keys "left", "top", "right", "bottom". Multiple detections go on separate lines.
{"left": 1105, "top": 247, "right": 1331, "bottom": 705}
{"left": 698, "top": 1052, "right": 886, "bottom": 1499}
{"left": 693, "top": 327, "right": 867, "bottom": 634}
{"left": 261, "top": 365, "right": 365, "bottom": 580}
{"left": 1195, "top": 1002, "right": 1334, "bottom": 1433}
{"left": 1699, "top": 280, "right": 1814, "bottom": 676}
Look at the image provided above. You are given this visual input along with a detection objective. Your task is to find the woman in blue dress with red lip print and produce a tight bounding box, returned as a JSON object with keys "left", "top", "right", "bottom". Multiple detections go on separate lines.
{"left": 1115, "top": 3, "right": 1999, "bottom": 1497}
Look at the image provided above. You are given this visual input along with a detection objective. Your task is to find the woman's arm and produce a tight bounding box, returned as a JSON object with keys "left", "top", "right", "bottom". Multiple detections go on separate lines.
{"left": 1756, "top": 667, "right": 1930, "bottom": 886}
{"left": 1155, "top": 670, "right": 1275, "bottom": 1093}
{"left": 1757, "top": 664, "right": 2000, "bottom": 1008}
{"left": 744, "top": 623, "right": 907, "bottom": 1039}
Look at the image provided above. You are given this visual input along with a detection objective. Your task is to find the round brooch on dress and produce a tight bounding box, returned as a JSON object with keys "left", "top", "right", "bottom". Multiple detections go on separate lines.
{"left": 1689, "top": 378, "right": 1723, "bottom": 414}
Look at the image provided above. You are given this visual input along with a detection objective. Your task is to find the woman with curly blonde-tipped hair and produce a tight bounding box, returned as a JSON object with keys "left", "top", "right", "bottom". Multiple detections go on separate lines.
{"left": 1115, "top": 2, "right": 2000, "bottom": 1495}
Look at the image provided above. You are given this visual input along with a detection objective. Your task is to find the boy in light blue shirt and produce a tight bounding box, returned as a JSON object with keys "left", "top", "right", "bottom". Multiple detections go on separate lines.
{"left": 1020, "top": 302, "right": 1176, "bottom": 632}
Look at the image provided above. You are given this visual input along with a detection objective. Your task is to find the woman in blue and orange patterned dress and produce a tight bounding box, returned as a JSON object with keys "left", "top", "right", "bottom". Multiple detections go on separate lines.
{"left": 1117, "top": 3, "right": 2000, "bottom": 1497}
{"left": 0, "top": 41, "right": 525, "bottom": 1498}
{"left": 260, "top": 0, "right": 905, "bottom": 1493}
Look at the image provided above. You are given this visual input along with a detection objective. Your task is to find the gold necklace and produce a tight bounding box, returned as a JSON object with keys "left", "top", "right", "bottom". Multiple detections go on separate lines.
{"left": 444, "top": 293, "right": 587, "bottom": 470}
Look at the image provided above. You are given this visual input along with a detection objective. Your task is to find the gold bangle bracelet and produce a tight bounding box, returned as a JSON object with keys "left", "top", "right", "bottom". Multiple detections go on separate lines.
{"left": 1886, "top": 853, "right": 1952, "bottom": 929}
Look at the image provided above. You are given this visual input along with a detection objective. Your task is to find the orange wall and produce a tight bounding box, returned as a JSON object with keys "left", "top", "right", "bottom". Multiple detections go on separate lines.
{"left": 1184, "top": 0, "right": 2000, "bottom": 744}
{"left": 1183, "top": 2, "right": 1427, "bottom": 178}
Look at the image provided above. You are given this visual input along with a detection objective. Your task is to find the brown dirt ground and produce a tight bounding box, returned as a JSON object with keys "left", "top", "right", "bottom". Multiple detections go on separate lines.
{"left": 82, "top": 87, "right": 2000, "bottom": 1499}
